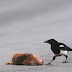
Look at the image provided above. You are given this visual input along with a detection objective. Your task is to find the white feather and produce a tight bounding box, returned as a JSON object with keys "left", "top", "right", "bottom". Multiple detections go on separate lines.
{"left": 53, "top": 50, "right": 68, "bottom": 56}
{"left": 59, "top": 45, "right": 64, "bottom": 47}
{"left": 60, "top": 50, "right": 67, "bottom": 55}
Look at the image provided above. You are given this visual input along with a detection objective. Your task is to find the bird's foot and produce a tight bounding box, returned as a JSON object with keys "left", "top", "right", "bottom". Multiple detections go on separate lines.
{"left": 62, "top": 61, "right": 68, "bottom": 63}
{"left": 45, "top": 63, "right": 52, "bottom": 65}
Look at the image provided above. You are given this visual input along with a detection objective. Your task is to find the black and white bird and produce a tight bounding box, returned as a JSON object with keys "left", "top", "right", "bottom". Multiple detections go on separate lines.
{"left": 44, "top": 39, "right": 72, "bottom": 65}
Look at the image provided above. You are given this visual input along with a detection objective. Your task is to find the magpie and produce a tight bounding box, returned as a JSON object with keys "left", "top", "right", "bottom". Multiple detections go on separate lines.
{"left": 44, "top": 39, "right": 72, "bottom": 65}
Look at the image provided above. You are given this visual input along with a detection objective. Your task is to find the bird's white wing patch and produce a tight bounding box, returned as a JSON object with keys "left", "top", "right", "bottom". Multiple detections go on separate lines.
{"left": 60, "top": 50, "right": 67, "bottom": 55}
{"left": 59, "top": 45, "right": 64, "bottom": 47}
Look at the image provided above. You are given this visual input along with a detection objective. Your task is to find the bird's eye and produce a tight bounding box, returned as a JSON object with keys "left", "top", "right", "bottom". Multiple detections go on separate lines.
{"left": 59, "top": 45, "right": 64, "bottom": 47}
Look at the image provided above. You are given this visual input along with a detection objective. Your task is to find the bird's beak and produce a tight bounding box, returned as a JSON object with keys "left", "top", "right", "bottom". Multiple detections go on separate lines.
{"left": 44, "top": 40, "right": 48, "bottom": 43}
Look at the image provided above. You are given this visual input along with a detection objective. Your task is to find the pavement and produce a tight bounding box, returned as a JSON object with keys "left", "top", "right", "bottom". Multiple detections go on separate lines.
{"left": 0, "top": 0, "right": 72, "bottom": 72}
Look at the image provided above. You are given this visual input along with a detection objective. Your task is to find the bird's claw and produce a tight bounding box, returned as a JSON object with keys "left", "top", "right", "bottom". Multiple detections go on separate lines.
{"left": 62, "top": 61, "right": 68, "bottom": 63}
{"left": 45, "top": 63, "right": 52, "bottom": 65}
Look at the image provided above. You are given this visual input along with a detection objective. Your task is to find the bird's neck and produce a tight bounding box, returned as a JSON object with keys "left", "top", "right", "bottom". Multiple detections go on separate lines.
{"left": 51, "top": 42, "right": 59, "bottom": 47}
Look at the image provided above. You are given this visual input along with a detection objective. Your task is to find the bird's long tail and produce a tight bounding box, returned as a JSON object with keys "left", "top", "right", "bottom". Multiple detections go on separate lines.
{"left": 69, "top": 49, "right": 72, "bottom": 51}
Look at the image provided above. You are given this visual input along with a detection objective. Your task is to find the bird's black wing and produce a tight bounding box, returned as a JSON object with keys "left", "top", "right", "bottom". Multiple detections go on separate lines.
{"left": 51, "top": 44, "right": 60, "bottom": 54}
{"left": 59, "top": 43, "right": 72, "bottom": 51}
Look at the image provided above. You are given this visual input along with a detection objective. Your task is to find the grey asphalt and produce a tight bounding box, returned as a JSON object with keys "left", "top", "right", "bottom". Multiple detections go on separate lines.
{"left": 0, "top": 0, "right": 72, "bottom": 72}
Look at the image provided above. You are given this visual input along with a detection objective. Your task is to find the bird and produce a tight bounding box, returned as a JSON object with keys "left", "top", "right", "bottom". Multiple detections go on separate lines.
{"left": 44, "top": 39, "right": 72, "bottom": 65}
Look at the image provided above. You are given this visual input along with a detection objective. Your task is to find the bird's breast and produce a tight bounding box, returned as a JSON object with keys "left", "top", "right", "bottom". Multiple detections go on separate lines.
{"left": 51, "top": 47, "right": 60, "bottom": 54}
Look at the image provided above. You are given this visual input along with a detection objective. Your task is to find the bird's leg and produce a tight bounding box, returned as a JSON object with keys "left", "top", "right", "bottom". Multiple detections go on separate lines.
{"left": 45, "top": 56, "right": 57, "bottom": 65}
{"left": 62, "top": 55, "right": 68, "bottom": 63}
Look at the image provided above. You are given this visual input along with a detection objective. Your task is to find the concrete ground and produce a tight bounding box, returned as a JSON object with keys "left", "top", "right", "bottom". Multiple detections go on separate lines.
{"left": 0, "top": 0, "right": 72, "bottom": 72}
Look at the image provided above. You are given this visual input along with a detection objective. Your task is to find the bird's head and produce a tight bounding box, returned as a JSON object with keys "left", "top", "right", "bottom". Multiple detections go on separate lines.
{"left": 44, "top": 39, "right": 58, "bottom": 45}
